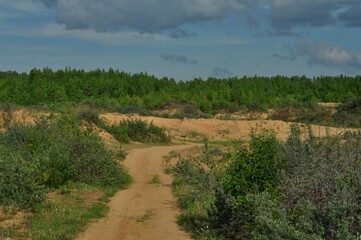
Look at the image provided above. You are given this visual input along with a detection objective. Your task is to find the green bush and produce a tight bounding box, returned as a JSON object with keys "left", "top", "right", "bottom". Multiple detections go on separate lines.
{"left": 171, "top": 142, "right": 222, "bottom": 238}
{"left": 250, "top": 192, "right": 323, "bottom": 240}
{"left": 107, "top": 118, "right": 170, "bottom": 144}
{"left": 76, "top": 108, "right": 102, "bottom": 125}
{"left": 0, "top": 149, "right": 45, "bottom": 209}
{"left": 172, "top": 127, "right": 361, "bottom": 239}
{"left": 206, "top": 130, "right": 283, "bottom": 239}
{"left": 222, "top": 130, "right": 282, "bottom": 199}
{"left": 280, "top": 127, "right": 361, "bottom": 239}
{"left": 0, "top": 114, "right": 130, "bottom": 209}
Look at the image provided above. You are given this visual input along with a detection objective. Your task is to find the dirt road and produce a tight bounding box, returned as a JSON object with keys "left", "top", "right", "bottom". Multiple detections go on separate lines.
{"left": 77, "top": 145, "right": 192, "bottom": 240}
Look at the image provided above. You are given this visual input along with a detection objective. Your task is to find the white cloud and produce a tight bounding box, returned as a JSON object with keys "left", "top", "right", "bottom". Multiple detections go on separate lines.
{"left": 295, "top": 39, "right": 361, "bottom": 70}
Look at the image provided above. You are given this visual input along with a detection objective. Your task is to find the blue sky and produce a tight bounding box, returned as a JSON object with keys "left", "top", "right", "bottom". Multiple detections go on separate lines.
{"left": 1, "top": 0, "right": 361, "bottom": 80}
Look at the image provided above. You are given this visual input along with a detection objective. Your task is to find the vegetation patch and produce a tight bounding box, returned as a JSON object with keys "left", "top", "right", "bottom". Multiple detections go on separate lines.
{"left": 1, "top": 69, "right": 361, "bottom": 118}
{"left": 28, "top": 184, "right": 108, "bottom": 240}
{"left": 134, "top": 209, "right": 157, "bottom": 224}
{"left": 105, "top": 118, "right": 171, "bottom": 144}
{"left": 149, "top": 175, "right": 161, "bottom": 185}
{"left": 172, "top": 128, "right": 361, "bottom": 239}
{"left": 0, "top": 113, "right": 131, "bottom": 238}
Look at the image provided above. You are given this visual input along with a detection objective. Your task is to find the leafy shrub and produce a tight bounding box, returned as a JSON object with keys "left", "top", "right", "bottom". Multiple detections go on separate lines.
{"left": 250, "top": 192, "right": 323, "bottom": 240}
{"left": 280, "top": 126, "right": 361, "bottom": 239}
{"left": 171, "top": 142, "right": 222, "bottom": 237}
{"left": 0, "top": 114, "right": 130, "bottom": 209}
{"left": 0, "top": 148, "right": 45, "bottom": 209}
{"left": 247, "top": 103, "right": 265, "bottom": 112}
{"left": 107, "top": 118, "right": 171, "bottom": 143}
{"left": 0, "top": 103, "right": 14, "bottom": 127}
{"left": 173, "top": 127, "right": 361, "bottom": 239}
{"left": 207, "top": 130, "right": 283, "bottom": 239}
{"left": 222, "top": 130, "right": 282, "bottom": 199}
{"left": 170, "top": 104, "right": 213, "bottom": 119}
{"left": 76, "top": 108, "right": 101, "bottom": 125}
{"left": 116, "top": 104, "right": 151, "bottom": 116}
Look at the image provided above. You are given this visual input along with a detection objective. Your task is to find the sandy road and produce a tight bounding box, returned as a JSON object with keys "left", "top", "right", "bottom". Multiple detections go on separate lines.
{"left": 77, "top": 145, "right": 192, "bottom": 240}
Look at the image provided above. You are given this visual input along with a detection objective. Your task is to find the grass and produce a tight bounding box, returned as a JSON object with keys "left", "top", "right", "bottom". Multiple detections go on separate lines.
{"left": 164, "top": 168, "right": 172, "bottom": 175}
{"left": 149, "top": 175, "right": 161, "bottom": 184}
{"left": 0, "top": 183, "right": 124, "bottom": 240}
{"left": 181, "top": 130, "right": 206, "bottom": 141}
{"left": 135, "top": 209, "right": 157, "bottom": 224}
{"left": 26, "top": 183, "right": 110, "bottom": 240}
{"left": 0, "top": 224, "right": 19, "bottom": 240}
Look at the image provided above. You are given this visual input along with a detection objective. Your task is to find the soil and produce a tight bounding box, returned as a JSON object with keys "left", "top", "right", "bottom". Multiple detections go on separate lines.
{"left": 76, "top": 145, "right": 193, "bottom": 240}
{"left": 100, "top": 113, "right": 353, "bottom": 142}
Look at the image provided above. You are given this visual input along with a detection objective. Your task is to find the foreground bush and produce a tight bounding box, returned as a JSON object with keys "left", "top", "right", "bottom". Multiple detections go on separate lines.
{"left": 0, "top": 114, "right": 130, "bottom": 209}
{"left": 172, "top": 128, "right": 361, "bottom": 239}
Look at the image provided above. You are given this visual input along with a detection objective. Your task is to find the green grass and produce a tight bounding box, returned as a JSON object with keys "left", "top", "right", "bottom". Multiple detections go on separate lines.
{"left": 0, "top": 225, "right": 18, "bottom": 240}
{"left": 27, "top": 184, "right": 110, "bottom": 240}
{"left": 149, "top": 175, "right": 161, "bottom": 184}
{"left": 164, "top": 168, "right": 172, "bottom": 175}
{"left": 135, "top": 209, "right": 156, "bottom": 224}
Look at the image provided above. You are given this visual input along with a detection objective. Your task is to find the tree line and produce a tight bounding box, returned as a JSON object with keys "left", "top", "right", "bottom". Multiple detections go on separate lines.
{"left": 1, "top": 68, "right": 361, "bottom": 112}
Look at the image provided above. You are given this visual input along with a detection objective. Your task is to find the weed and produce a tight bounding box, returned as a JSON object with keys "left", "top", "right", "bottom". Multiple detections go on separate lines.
{"left": 149, "top": 175, "right": 161, "bottom": 184}
{"left": 135, "top": 209, "right": 156, "bottom": 224}
{"left": 164, "top": 168, "right": 172, "bottom": 175}
{"left": 184, "top": 131, "right": 206, "bottom": 140}
{"left": 216, "top": 128, "right": 230, "bottom": 136}
{"left": 28, "top": 185, "right": 109, "bottom": 240}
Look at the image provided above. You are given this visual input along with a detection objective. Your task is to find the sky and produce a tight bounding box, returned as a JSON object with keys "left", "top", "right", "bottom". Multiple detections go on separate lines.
{"left": 1, "top": 0, "right": 361, "bottom": 80}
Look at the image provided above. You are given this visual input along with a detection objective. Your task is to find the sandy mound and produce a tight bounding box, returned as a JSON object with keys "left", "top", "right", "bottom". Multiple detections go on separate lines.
{"left": 100, "top": 113, "right": 353, "bottom": 142}
{"left": 0, "top": 109, "right": 36, "bottom": 125}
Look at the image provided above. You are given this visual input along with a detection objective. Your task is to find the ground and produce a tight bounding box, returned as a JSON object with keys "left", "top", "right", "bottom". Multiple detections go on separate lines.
{"left": 76, "top": 145, "right": 194, "bottom": 240}
{"left": 0, "top": 109, "right": 356, "bottom": 239}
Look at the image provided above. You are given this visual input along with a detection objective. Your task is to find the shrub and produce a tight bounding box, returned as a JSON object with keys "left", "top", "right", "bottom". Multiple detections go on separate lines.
{"left": 250, "top": 192, "right": 323, "bottom": 240}
{"left": 172, "top": 127, "right": 361, "bottom": 239}
{"left": 281, "top": 127, "right": 361, "bottom": 239}
{"left": 76, "top": 108, "right": 101, "bottom": 125}
{"left": 107, "top": 118, "right": 171, "bottom": 143}
{"left": 170, "top": 143, "right": 218, "bottom": 237}
{"left": 0, "top": 114, "right": 130, "bottom": 209}
{"left": 222, "top": 130, "right": 282, "bottom": 199}
{"left": 0, "top": 148, "right": 45, "bottom": 209}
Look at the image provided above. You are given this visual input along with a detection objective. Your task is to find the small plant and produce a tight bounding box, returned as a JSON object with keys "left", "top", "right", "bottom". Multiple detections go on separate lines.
{"left": 149, "top": 175, "right": 161, "bottom": 184}
{"left": 0, "top": 103, "right": 13, "bottom": 128}
{"left": 116, "top": 147, "right": 127, "bottom": 161}
{"left": 216, "top": 128, "right": 230, "bottom": 136}
{"left": 135, "top": 209, "right": 156, "bottom": 224}
{"left": 185, "top": 130, "right": 206, "bottom": 140}
{"left": 76, "top": 109, "right": 101, "bottom": 125}
{"left": 164, "top": 168, "right": 172, "bottom": 175}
